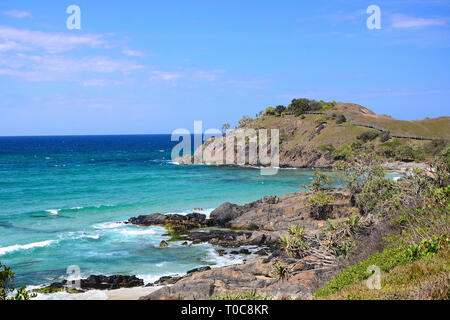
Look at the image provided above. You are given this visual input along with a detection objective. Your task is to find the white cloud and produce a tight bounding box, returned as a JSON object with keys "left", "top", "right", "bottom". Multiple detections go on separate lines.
{"left": 0, "top": 40, "right": 28, "bottom": 52}
{"left": 0, "top": 26, "right": 104, "bottom": 53}
{"left": 391, "top": 14, "right": 447, "bottom": 28}
{"left": 150, "top": 71, "right": 182, "bottom": 81}
{"left": 0, "top": 53, "right": 145, "bottom": 82}
{"left": 122, "top": 49, "right": 144, "bottom": 57}
{"left": 3, "top": 10, "right": 32, "bottom": 19}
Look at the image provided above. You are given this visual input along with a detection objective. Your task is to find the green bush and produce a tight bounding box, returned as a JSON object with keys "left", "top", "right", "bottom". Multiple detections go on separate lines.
{"left": 1, "top": 262, "right": 36, "bottom": 300}
{"left": 357, "top": 130, "right": 379, "bottom": 143}
{"left": 335, "top": 114, "right": 346, "bottom": 124}
{"left": 274, "top": 105, "right": 286, "bottom": 116}
{"left": 424, "top": 140, "right": 448, "bottom": 156}
{"left": 333, "top": 144, "right": 352, "bottom": 161}
{"left": 315, "top": 115, "right": 327, "bottom": 124}
{"left": 287, "top": 98, "right": 322, "bottom": 116}
{"left": 413, "top": 148, "right": 426, "bottom": 162}
{"left": 379, "top": 131, "right": 391, "bottom": 142}
{"left": 395, "top": 145, "right": 415, "bottom": 162}
{"left": 407, "top": 235, "right": 448, "bottom": 262}
{"left": 264, "top": 107, "right": 276, "bottom": 116}
{"left": 318, "top": 144, "right": 335, "bottom": 154}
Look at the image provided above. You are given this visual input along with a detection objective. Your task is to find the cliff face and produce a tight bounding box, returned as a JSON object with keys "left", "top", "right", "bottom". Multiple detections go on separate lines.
{"left": 175, "top": 102, "right": 450, "bottom": 168}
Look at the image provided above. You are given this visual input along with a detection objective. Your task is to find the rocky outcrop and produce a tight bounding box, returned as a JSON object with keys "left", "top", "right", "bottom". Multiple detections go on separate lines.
{"left": 128, "top": 212, "right": 208, "bottom": 232}
{"left": 39, "top": 275, "right": 144, "bottom": 292}
{"left": 209, "top": 202, "right": 245, "bottom": 227}
{"left": 138, "top": 188, "right": 357, "bottom": 300}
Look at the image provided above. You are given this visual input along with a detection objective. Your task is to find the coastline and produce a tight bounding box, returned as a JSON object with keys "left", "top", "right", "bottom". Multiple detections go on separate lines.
{"left": 27, "top": 161, "right": 418, "bottom": 300}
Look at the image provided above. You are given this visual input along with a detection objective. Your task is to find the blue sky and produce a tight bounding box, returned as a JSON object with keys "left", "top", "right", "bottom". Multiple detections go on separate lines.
{"left": 0, "top": 0, "right": 449, "bottom": 136}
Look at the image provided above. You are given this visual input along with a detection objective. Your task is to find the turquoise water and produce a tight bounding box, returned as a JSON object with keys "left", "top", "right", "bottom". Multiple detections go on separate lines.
{"left": 0, "top": 135, "right": 332, "bottom": 287}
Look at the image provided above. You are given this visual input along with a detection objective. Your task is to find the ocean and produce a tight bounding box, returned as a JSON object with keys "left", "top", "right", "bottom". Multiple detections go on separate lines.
{"left": 0, "top": 134, "right": 337, "bottom": 291}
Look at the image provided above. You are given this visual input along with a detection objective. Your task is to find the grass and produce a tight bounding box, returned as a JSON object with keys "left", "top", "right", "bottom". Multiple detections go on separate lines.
{"left": 321, "top": 246, "right": 449, "bottom": 300}
{"left": 314, "top": 245, "right": 410, "bottom": 298}
{"left": 211, "top": 289, "right": 272, "bottom": 300}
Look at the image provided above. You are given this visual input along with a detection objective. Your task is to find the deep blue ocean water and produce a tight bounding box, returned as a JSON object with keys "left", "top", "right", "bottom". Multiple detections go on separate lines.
{"left": 0, "top": 135, "right": 338, "bottom": 289}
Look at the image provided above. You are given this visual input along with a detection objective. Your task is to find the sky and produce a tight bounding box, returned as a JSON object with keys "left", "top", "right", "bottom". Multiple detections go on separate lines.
{"left": 0, "top": 0, "right": 449, "bottom": 136}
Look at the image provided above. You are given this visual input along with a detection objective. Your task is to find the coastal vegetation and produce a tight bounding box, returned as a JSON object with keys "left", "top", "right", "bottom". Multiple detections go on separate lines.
{"left": 314, "top": 145, "right": 449, "bottom": 299}
{"left": 1, "top": 262, "right": 36, "bottom": 300}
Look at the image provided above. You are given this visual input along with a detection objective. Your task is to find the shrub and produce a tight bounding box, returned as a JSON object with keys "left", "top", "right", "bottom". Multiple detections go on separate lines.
{"left": 264, "top": 107, "right": 276, "bottom": 116}
{"left": 441, "top": 145, "right": 450, "bottom": 167}
{"left": 424, "top": 140, "right": 448, "bottom": 156}
{"left": 318, "top": 144, "right": 335, "bottom": 154}
{"left": 379, "top": 131, "right": 391, "bottom": 142}
{"left": 287, "top": 224, "right": 305, "bottom": 238}
{"left": 315, "top": 115, "right": 327, "bottom": 124}
{"left": 287, "top": 98, "right": 322, "bottom": 116}
{"left": 1, "top": 262, "right": 36, "bottom": 300}
{"left": 357, "top": 130, "right": 379, "bottom": 143}
{"left": 272, "top": 261, "right": 288, "bottom": 280}
{"left": 332, "top": 144, "right": 352, "bottom": 161}
{"left": 309, "top": 171, "right": 333, "bottom": 191}
{"left": 395, "top": 145, "right": 415, "bottom": 162}
{"left": 274, "top": 105, "right": 286, "bottom": 116}
{"left": 335, "top": 114, "right": 346, "bottom": 124}
{"left": 413, "top": 148, "right": 426, "bottom": 162}
{"left": 407, "top": 235, "right": 448, "bottom": 262}
{"left": 355, "top": 177, "right": 398, "bottom": 215}
{"left": 307, "top": 191, "right": 336, "bottom": 220}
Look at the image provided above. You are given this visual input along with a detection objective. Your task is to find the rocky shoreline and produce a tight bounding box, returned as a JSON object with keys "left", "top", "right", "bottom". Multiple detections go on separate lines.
{"left": 121, "top": 188, "right": 356, "bottom": 300}
{"left": 35, "top": 161, "right": 422, "bottom": 300}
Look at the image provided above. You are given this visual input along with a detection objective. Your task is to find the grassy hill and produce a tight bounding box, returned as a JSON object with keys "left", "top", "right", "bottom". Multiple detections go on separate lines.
{"left": 232, "top": 100, "right": 449, "bottom": 167}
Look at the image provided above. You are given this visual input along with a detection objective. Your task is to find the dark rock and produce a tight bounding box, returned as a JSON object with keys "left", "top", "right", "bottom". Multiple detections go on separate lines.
{"left": 255, "top": 249, "right": 269, "bottom": 256}
{"left": 154, "top": 275, "right": 182, "bottom": 285}
{"left": 128, "top": 213, "right": 166, "bottom": 226}
{"left": 159, "top": 240, "right": 168, "bottom": 248}
{"left": 209, "top": 202, "right": 244, "bottom": 226}
{"left": 262, "top": 195, "right": 279, "bottom": 204}
{"left": 42, "top": 275, "right": 145, "bottom": 291}
{"left": 186, "top": 266, "right": 211, "bottom": 275}
{"left": 239, "top": 248, "right": 251, "bottom": 254}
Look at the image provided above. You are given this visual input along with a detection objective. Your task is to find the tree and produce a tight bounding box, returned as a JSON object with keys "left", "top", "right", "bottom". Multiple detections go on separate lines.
{"left": 275, "top": 105, "right": 286, "bottom": 116}
{"left": 264, "top": 107, "right": 276, "bottom": 116}
{"left": 287, "top": 98, "right": 322, "bottom": 116}
{"left": 1, "top": 262, "right": 35, "bottom": 300}
{"left": 303, "top": 171, "right": 333, "bottom": 192}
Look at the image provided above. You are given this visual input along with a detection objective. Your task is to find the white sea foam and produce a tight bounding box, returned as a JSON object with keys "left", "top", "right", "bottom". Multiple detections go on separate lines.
{"left": 93, "top": 221, "right": 126, "bottom": 229}
{"left": 45, "top": 209, "right": 60, "bottom": 215}
{"left": 32, "top": 289, "right": 108, "bottom": 300}
{"left": 117, "top": 228, "right": 156, "bottom": 236}
{"left": 57, "top": 232, "right": 100, "bottom": 242}
{"left": 0, "top": 240, "right": 56, "bottom": 256}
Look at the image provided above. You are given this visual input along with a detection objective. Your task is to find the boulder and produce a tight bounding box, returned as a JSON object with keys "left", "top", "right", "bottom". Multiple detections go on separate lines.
{"left": 128, "top": 213, "right": 166, "bottom": 226}
{"left": 209, "top": 202, "right": 244, "bottom": 226}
